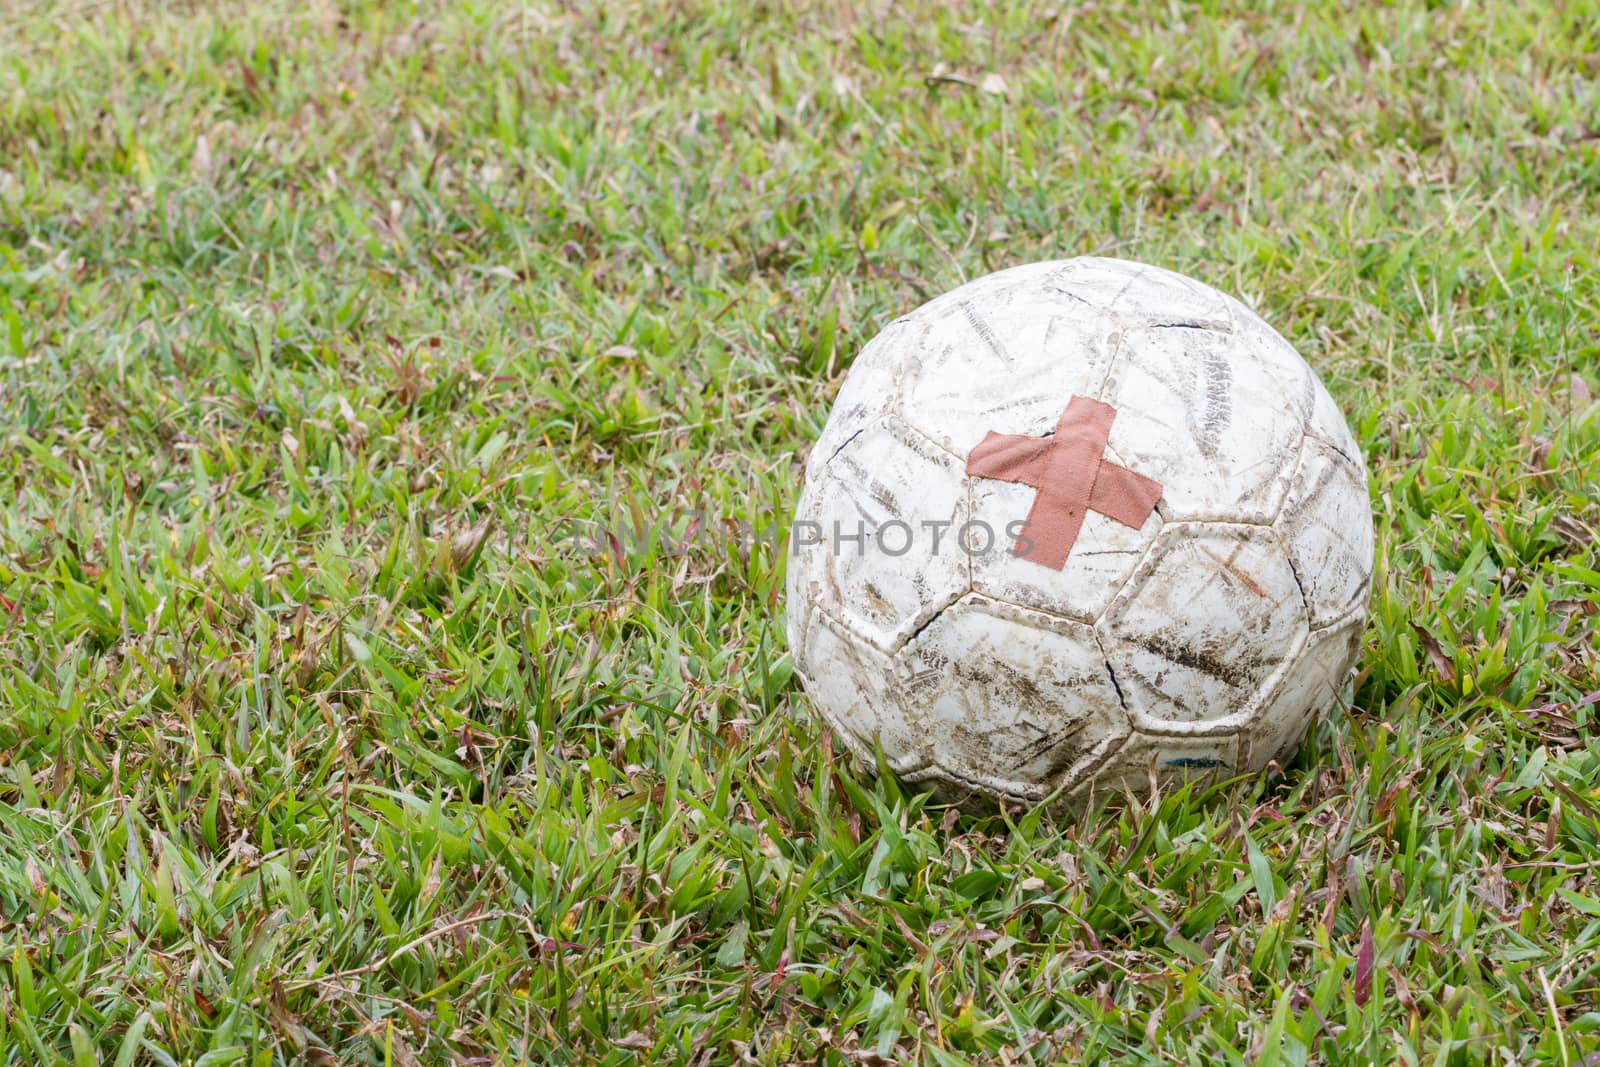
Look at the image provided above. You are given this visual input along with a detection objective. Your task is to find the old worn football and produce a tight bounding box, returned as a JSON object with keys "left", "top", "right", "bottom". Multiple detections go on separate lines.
{"left": 786, "top": 258, "right": 1373, "bottom": 805}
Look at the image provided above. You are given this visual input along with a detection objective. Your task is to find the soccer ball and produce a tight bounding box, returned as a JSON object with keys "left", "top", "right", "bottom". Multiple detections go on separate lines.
{"left": 786, "top": 258, "right": 1373, "bottom": 805}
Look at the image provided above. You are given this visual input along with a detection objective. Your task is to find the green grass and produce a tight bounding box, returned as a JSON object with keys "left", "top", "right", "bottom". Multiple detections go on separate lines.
{"left": 2, "top": 0, "right": 1599, "bottom": 1062}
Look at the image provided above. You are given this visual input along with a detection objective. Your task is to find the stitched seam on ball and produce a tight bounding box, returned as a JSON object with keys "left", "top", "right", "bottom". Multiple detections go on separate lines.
{"left": 1308, "top": 602, "right": 1371, "bottom": 639}
{"left": 1267, "top": 433, "right": 1313, "bottom": 529}
{"left": 1089, "top": 324, "right": 1128, "bottom": 405}
{"left": 1304, "top": 427, "right": 1367, "bottom": 473}
{"left": 1287, "top": 552, "right": 1314, "bottom": 630}
{"left": 808, "top": 602, "right": 895, "bottom": 659}
{"left": 1091, "top": 630, "right": 1130, "bottom": 715}
{"left": 1096, "top": 502, "right": 1171, "bottom": 622}
{"left": 821, "top": 419, "right": 876, "bottom": 469}
{"left": 1174, "top": 515, "right": 1276, "bottom": 528}
{"left": 925, "top": 762, "right": 1043, "bottom": 804}
{"left": 888, "top": 411, "right": 964, "bottom": 464}
{"left": 963, "top": 476, "right": 974, "bottom": 594}
{"left": 964, "top": 589, "right": 1097, "bottom": 630}
{"left": 890, "top": 587, "right": 967, "bottom": 657}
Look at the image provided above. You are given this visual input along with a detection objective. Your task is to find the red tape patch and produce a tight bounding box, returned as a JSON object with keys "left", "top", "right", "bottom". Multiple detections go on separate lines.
{"left": 965, "top": 396, "right": 1162, "bottom": 569}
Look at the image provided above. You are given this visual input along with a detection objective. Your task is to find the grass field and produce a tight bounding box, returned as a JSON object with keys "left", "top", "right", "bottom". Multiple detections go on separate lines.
{"left": 3, "top": 1, "right": 1600, "bottom": 1063}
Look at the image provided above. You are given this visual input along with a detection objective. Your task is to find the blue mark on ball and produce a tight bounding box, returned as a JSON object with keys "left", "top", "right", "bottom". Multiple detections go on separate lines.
{"left": 1165, "top": 757, "right": 1227, "bottom": 769}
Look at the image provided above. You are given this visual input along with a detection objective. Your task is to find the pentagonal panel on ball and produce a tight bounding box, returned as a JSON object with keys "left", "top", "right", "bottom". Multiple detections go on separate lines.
{"left": 1099, "top": 325, "right": 1305, "bottom": 523}
{"left": 1245, "top": 612, "right": 1366, "bottom": 771}
{"left": 894, "top": 594, "right": 1130, "bottom": 801}
{"left": 1100, "top": 523, "right": 1309, "bottom": 734}
{"left": 788, "top": 417, "right": 969, "bottom": 653}
{"left": 800, "top": 608, "right": 929, "bottom": 776}
{"left": 896, "top": 281, "right": 1124, "bottom": 459}
{"left": 1276, "top": 436, "right": 1374, "bottom": 630}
